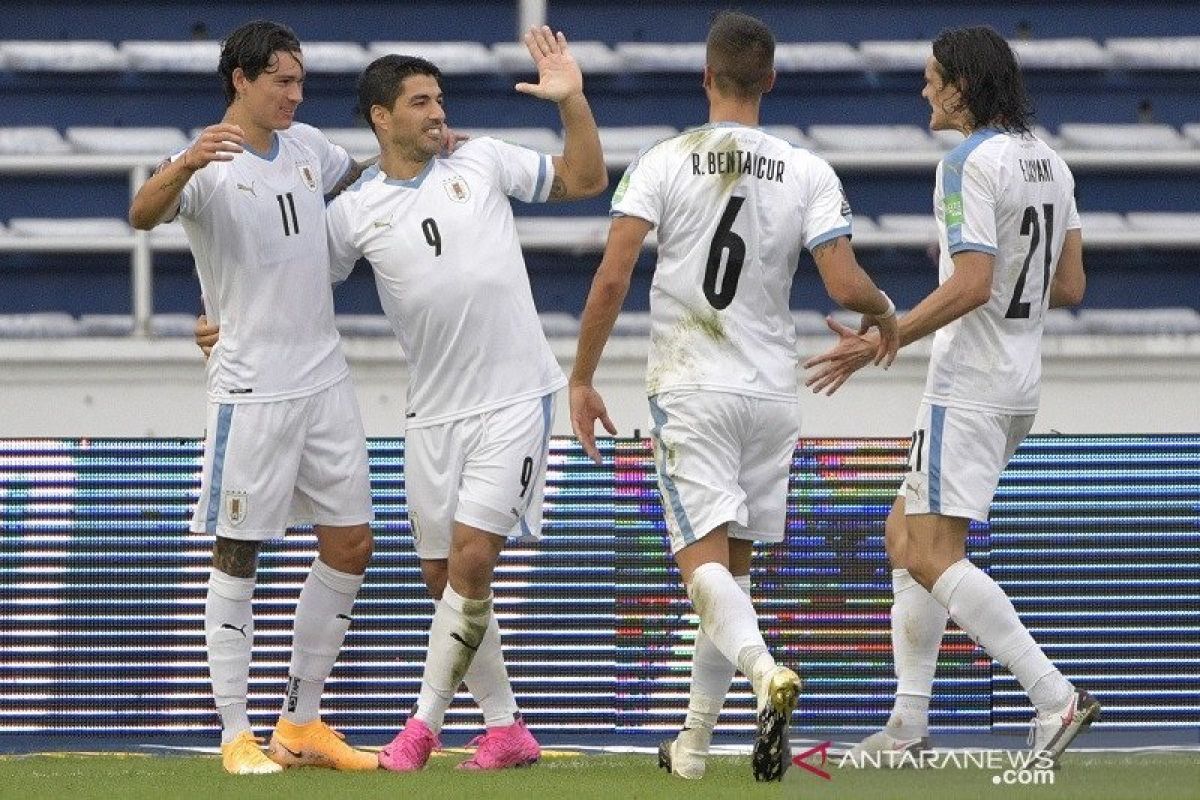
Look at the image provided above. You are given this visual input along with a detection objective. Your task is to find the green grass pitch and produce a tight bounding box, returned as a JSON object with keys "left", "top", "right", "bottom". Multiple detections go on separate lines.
{"left": 0, "top": 750, "right": 1197, "bottom": 800}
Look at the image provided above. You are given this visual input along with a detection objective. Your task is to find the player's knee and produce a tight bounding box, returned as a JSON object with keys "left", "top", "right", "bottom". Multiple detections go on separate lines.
{"left": 320, "top": 527, "right": 373, "bottom": 573}
{"left": 883, "top": 513, "right": 908, "bottom": 567}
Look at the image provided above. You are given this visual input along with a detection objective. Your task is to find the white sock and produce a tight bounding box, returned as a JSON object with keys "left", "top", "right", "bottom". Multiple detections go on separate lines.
{"left": 282, "top": 558, "right": 364, "bottom": 723}
{"left": 686, "top": 563, "right": 775, "bottom": 699}
{"left": 888, "top": 568, "right": 947, "bottom": 738}
{"left": 436, "top": 599, "right": 518, "bottom": 728}
{"left": 683, "top": 574, "right": 751, "bottom": 731}
{"left": 206, "top": 569, "right": 255, "bottom": 744}
{"left": 415, "top": 585, "right": 491, "bottom": 734}
{"left": 931, "top": 559, "right": 1073, "bottom": 716}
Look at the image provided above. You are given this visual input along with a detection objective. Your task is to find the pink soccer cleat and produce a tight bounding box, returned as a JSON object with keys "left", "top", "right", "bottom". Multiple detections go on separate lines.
{"left": 378, "top": 717, "right": 440, "bottom": 772}
{"left": 457, "top": 717, "right": 541, "bottom": 770}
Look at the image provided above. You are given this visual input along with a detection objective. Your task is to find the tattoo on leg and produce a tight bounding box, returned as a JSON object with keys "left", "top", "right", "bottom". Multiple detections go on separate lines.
{"left": 213, "top": 536, "right": 261, "bottom": 579}
{"left": 549, "top": 175, "right": 567, "bottom": 200}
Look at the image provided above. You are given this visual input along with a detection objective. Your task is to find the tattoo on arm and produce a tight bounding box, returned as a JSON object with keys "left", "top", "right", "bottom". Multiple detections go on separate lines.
{"left": 549, "top": 175, "right": 567, "bottom": 200}
{"left": 213, "top": 536, "right": 261, "bottom": 579}
{"left": 811, "top": 237, "right": 842, "bottom": 259}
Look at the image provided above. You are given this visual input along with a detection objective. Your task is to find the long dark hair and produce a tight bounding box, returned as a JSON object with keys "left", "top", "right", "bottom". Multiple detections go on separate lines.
{"left": 218, "top": 20, "right": 302, "bottom": 106}
{"left": 932, "top": 26, "right": 1033, "bottom": 134}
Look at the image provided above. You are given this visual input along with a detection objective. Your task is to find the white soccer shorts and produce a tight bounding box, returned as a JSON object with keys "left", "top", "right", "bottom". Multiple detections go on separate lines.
{"left": 404, "top": 392, "right": 556, "bottom": 560}
{"left": 190, "top": 377, "right": 373, "bottom": 539}
{"left": 901, "top": 401, "right": 1035, "bottom": 522}
{"left": 648, "top": 390, "right": 800, "bottom": 554}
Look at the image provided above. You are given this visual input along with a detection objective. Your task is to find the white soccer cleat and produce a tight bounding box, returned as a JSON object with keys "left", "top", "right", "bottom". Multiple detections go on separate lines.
{"left": 657, "top": 727, "right": 712, "bottom": 780}
{"left": 1028, "top": 689, "right": 1100, "bottom": 765}
{"left": 846, "top": 729, "right": 932, "bottom": 768}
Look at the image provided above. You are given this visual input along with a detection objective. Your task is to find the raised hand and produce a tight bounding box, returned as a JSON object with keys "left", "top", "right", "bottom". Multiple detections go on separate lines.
{"left": 514, "top": 26, "right": 583, "bottom": 103}
{"left": 182, "top": 123, "right": 245, "bottom": 171}
{"left": 803, "top": 316, "right": 879, "bottom": 396}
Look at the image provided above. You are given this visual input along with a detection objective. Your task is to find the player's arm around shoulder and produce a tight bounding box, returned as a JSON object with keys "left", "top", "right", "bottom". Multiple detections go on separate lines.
{"left": 514, "top": 25, "right": 607, "bottom": 200}
{"left": 129, "top": 123, "right": 245, "bottom": 230}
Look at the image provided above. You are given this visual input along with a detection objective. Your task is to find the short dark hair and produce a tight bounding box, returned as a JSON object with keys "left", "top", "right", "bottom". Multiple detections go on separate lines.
{"left": 932, "top": 26, "right": 1034, "bottom": 134}
{"left": 706, "top": 11, "right": 775, "bottom": 99}
{"left": 218, "top": 20, "right": 302, "bottom": 105}
{"left": 357, "top": 55, "right": 442, "bottom": 132}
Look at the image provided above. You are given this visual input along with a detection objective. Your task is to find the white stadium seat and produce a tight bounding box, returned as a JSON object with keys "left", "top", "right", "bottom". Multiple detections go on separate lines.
{"left": 615, "top": 42, "right": 706, "bottom": 71}
{"left": 1105, "top": 37, "right": 1200, "bottom": 69}
{"left": 0, "top": 126, "right": 72, "bottom": 155}
{"left": 0, "top": 312, "right": 81, "bottom": 337}
{"left": 150, "top": 314, "right": 202, "bottom": 337}
{"left": 857, "top": 40, "right": 930, "bottom": 71}
{"left": 846, "top": 215, "right": 878, "bottom": 234}
{"left": 66, "top": 126, "right": 189, "bottom": 155}
{"left": 514, "top": 216, "right": 610, "bottom": 253}
{"left": 1043, "top": 308, "right": 1085, "bottom": 335}
{"left": 793, "top": 310, "right": 832, "bottom": 336}
{"left": 492, "top": 40, "right": 623, "bottom": 74}
{"left": 807, "top": 125, "right": 939, "bottom": 152}
{"left": 0, "top": 40, "right": 127, "bottom": 71}
{"left": 775, "top": 42, "right": 866, "bottom": 72}
{"left": 1077, "top": 212, "right": 1130, "bottom": 234}
{"left": 119, "top": 41, "right": 219, "bottom": 73}
{"left": 300, "top": 42, "right": 371, "bottom": 73}
{"left": 1182, "top": 124, "right": 1200, "bottom": 148}
{"left": 335, "top": 315, "right": 394, "bottom": 337}
{"left": 760, "top": 125, "right": 812, "bottom": 148}
{"left": 367, "top": 41, "right": 497, "bottom": 73}
{"left": 1124, "top": 212, "right": 1200, "bottom": 231}
{"left": 598, "top": 125, "right": 678, "bottom": 166}
{"left": 1079, "top": 307, "right": 1200, "bottom": 335}
{"left": 78, "top": 314, "right": 135, "bottom": 337}
{"left": 1057, "top": 123, "right": 1190, "bottom": 151}
{"left": 1010, "top": 38, "right": 1110, "bottom": 69}
{"left": 7, "top": 217, "right": 131, "bottom": 237}
{"left": 538, "top": 312, "right": 580, "bottom": 337}
{"left": 611, "top": 311, "right": 652, "bottom": 336}
{"left": 458, "top": 127, "right": 562, "bottom": 152}
{"left": 323, "top": 127, "right": 380, "bottom": 159}
{"left": 876, "top": 214, "right": 938, "bottom": 238}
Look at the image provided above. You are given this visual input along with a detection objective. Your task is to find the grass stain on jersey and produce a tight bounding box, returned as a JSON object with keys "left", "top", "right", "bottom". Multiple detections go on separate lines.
{"left": 680, "top": 308, "right": 727, "bottom": 342}
{"left": 645, "top": 308, "right": 728, "bottom": 395}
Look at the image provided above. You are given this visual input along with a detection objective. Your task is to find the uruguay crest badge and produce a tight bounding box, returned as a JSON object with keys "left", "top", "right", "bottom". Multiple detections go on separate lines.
{"left": 298, "top": 163, "right": 318, "bottom": 192}
{"left": 443, "top": 175, "right": 470, "bottom": 203}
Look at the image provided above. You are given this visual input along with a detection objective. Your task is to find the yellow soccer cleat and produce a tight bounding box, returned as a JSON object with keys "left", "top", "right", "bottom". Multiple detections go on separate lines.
{"left": 267, "top": 718, "right": 378, "bottom": 771}
{"left": 220, "top": 730, "right": 283, "bottom": 775}
{"left": 752, "top": 666, "right": 801, "bottom": 782}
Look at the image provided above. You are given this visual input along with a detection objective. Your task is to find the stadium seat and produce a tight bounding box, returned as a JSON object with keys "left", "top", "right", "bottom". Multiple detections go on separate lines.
{"left": 875, "top": 214, "right": 938, "bottom": 239}
{"left": 538, "top": 312, "right": 579, "bottom": 337}
{"left": 807, "top": 125, "right": 939, "bottom": 152}
{"left": 66, "top": 126, "right": 189, "bottom": 155}
{"left": 857, "top": 40, "right": 929, "bottom": 71}
{"left": 1079, "top": 307, "right": 1200, "bottom": 334}
{"left": 1043, "top": 308, "right": 1085, "bottom": 335}
{"left": 148, "top": 221, "right": 189, "bottom": 249}
{"left": 6, "top": 217, "right": 130, "bottom": 237}
{"left": 0, "top": 40, "right": 126, "bottom": 71}
{"left": 1182, "top": 124, "right": 1200, "bottom": 148}
{"left": 1077, "top": 212, "right": 1130, "bottom": 233}
{"left": 366, "top": 41, "right": 497, "bottom": 73}
{"left": 0, "top": 312, "right": 81, "bottom": 337}
{"left": 335, "top": 315, "right": 394, "bottom": 337}
{"left": 0, "top": 126, "right": 71, "bottom": 155}
{"left": 298, "top": 42, "right": 371, "bottom": 73}
{"left": 611, "top": 311, "right": 652, "bottom": 336}
{"left": 458, "top": 127, "right": 562, "bottom": 152}
{"left": 323, "top": 127, "right": 380, "bottom": 159}
{"left": 760, "top": 125, "right": 812, "bottom": 148}
{"left": 775, "top": 42, "right": 866, "bottom": 72}
{"left": 118, "top": 41, "right": 219, "bottom": 73}
{"left": 1057, "top": 123, "right": 1191, "bottom": 151}
{"left": 1105, "top": 37, "right": 1200, "bottom": 69}
{"left": 515, "top": 217, "right": 609, "bottom": 253}
{"left": 150, "top": 313, "right": 203, "bottom": 337}
{"left": 78, "top": 314, "right": 134, "bottom": 337}
{"left": 846, "top": 215, "right": 879, "bottom": 234}
{"left": 1009, "top": 38, "right": 1110, "bottom": 69}
{"left": 492, "top": 40, "right": 623, "bottom": 73}
{"left": 1124, "top": 212, "right": 1200, "bottom": 231}
{"left": 793, "top": 309, "right": 832, "bottom": 336}
{"left": 615, "top": 42, "right": 706, "bottom": 72}
{"left": 598, "top": 125, "right": 678, "bottom": 167}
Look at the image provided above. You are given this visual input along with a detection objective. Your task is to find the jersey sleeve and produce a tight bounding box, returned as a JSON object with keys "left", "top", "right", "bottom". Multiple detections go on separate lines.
{"left": 289, "top": 122, "right": 355, "bottom": 193}
{"left": 609, "top": 146, "right": 663, "bottom": 227}
{"left": 943, "top": 155, "right": 998, "bottom": 256}
{"left": 169, "top": 148, "right": 210, "bottom": 218}
{"left": 468, "top": 137, "right": 555, "bottom": 203}
{"left": 801, "top": 156, "right": 854, "bottom": 251}
{"left": 325, "top": 196, "right": 362, "bottom": 284}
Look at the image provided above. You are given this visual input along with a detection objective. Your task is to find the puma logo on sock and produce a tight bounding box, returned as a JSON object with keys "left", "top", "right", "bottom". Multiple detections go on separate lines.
{"left": 220, "top": 623, "right": 248, "bottom": 638}
{"left": 450, "top": 631, "right": 480, "bottom": 652}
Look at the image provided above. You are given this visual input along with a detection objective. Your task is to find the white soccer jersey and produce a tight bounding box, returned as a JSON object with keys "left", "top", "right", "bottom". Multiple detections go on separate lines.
{"left": 176, "top": 122, "right": 354, "bottom": 403}
{"left": 611, "top": 123, "right": 852, "bottom": 399}
{"left": 926, "top": 128, "right": 1081, "bottom": 414}
{"left": 326, "top": 137, "right": 565, "bottom": 429}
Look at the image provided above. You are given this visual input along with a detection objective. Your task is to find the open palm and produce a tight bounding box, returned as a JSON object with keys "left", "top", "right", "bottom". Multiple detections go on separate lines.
{"left": 515, "top": 25, "right": 583, "bottom": 102}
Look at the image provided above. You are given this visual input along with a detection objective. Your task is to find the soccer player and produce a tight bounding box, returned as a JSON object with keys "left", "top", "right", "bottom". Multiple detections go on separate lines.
{"left": 803, "top": 26, "right": 1095, "bottom": 765}
{"left": 569, "top": 12, "right": 899, "bottom": 782}
{"left": 322, "top": 29, "right": 606, "bottom": 771}
{"left": 129, "top": 21, "right": 378, "bottom": 774}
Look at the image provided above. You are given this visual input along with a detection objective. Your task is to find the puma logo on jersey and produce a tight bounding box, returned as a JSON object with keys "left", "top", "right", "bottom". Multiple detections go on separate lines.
{"left": 236, "top": 182, "right": 257, "bottom": 197}
{"left": 372, "top": 218, "right": 393, "bottom": 229}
